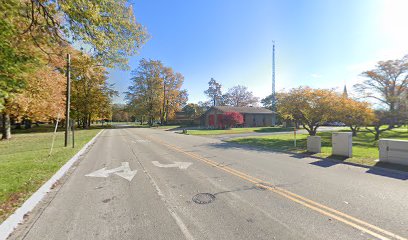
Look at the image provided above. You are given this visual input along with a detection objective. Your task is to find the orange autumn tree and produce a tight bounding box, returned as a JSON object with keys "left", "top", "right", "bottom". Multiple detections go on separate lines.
{"left": 126, "top": 59, "right": 188, "bottom": 126}
{"left": 277, "top": 87, "right": 339, "bottom": 136}
{"left": 161, "top": 69, "right": 188, "bottom": 124}
{"left": 70, "top": 54, "right": 117, "bottom": 128}
{"left": 7, "top": 63, "right": 66, "bottom": 127}
{"left": 336, "top": 98, "right": 375, "bottom": 136}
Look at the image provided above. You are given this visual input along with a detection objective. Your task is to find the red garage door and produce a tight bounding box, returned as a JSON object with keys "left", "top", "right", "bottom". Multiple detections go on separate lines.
{"left": 209, "top": 114, "right": 215, "bottom": 126}
{"left": 217, "top": 114, "right": 224, "bottom": 129}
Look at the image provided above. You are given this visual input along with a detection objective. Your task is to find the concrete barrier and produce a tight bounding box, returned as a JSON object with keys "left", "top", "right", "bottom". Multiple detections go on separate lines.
{"left": 332, "top": 132, "right": 352, "bottom": 157}
{"left": 379, "top": 139, "right": 408, "bottom": 166}
{"left": 307, "top": 136, "right": 321, "bottom": 153}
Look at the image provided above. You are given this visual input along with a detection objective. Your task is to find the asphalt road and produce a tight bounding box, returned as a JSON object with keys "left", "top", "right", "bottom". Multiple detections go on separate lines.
{"left": 8, "top": 128, "right": 408, "bottom": 240}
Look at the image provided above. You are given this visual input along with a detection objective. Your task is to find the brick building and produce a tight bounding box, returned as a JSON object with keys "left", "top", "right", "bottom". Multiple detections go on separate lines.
{"left": 201, "top": 106, "right": 276, "bottom": 128}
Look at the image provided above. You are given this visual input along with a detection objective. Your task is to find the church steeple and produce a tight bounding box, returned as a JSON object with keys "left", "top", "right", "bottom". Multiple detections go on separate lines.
{"left": 343, "top": 85, "right": 348, "bottom": 98}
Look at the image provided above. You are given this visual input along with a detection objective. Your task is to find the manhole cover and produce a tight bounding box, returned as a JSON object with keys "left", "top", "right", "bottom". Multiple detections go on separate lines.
{"left": 254, "top": 185, "right": 267, "bottom": 191}
{"left": 192, "top": 193, "right": 216, "bottom": 204}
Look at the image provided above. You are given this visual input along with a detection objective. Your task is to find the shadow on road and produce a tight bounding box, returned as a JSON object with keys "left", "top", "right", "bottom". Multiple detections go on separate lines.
{"left": 205, "top": 141, "right": 408, "bottom": 181}
{"left": 365, "top": 167, "right": 408, "bottom": 180}
{"left": 309, "top": 160, "right": 340, "bottom": 168}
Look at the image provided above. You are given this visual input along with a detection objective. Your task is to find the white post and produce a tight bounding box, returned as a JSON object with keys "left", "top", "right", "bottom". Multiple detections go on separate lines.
{"left": 49, "top": 113, "right": 61, "bottom": 156}
{"left": 307, "top": 136, "right": 321, "bottom": 153}
{"left": 332, "top": 132, "right": 352, "bottom": 157}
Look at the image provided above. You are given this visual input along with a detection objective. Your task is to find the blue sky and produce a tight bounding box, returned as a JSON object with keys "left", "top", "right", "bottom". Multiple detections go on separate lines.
{"left": 108, "top": 0, "right": 408, "bottom": 104}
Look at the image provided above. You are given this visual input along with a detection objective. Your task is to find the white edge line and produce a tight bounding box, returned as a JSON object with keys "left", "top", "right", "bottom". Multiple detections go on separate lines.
{"left": 0, "top": 129, "right": 104, "bottom": 240}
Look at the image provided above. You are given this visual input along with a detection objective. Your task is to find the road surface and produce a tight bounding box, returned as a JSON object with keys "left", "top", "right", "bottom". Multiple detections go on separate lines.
{"left": 8, "top": 127, "right": 408, "bottom": 240}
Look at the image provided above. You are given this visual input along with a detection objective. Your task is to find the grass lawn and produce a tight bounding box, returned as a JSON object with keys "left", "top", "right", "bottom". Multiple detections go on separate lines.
{"left": 0, "top": 126, "right": 101, "bottom": 223}
{"left": 187, "top": 127, "right": 295, "bottom": 135}
{"left": 229, "top": 127, "right": 408, "bottom": 169}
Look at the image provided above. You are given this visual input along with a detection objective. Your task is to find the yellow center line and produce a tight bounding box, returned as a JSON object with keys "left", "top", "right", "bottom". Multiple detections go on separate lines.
{"left": 144, "top": 135, "right": 406, "bottom": 240}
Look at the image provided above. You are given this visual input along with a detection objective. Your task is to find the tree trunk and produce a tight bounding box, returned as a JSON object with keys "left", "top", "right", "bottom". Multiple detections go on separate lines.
{"left": 374, "top": 126, "right": 380, "bottom": 140}
{"left": 1, "top": 112, "right": 11, "bottom": 140}
{"left": 303, "top": 124, "right": 317, "bottom": 136}
{"left": 87, "top": 114, "right": 91, "bottom": 129}
{"left": 24, "top": 119, "right": 32, "bottom": 129}
{"left": 82, "top": 117, "right": 87, "bottom": 129}
{"left": 375, "top": 132, "right": 380, "bottom": 140}
{"left": 350, "top": 126, "right": 358, "bottom": 137}
{"left": 160, "top": 109, "right": 163, "bottom": 125}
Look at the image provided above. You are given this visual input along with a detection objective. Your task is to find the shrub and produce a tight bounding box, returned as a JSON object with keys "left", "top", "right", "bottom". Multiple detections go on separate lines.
{"left": 223, "top": 112, "right": 243, "bottom": 129}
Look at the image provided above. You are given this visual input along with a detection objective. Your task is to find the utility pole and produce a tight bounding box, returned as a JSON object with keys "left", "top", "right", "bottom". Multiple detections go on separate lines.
{"left": 64, "top": 53, "right": 71, "bottom": 147}
{"left": 271, "top": 41, "right": 277, "bottom": 125}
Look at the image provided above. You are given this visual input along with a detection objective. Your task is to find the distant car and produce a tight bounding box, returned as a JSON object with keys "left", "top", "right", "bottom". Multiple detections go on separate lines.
{"left": 323, "top": 121, "right": 346, "bottom": 126}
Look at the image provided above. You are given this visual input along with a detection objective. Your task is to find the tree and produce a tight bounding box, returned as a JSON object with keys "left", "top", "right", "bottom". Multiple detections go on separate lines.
{"left": 112, "top": 104, "right": 130, "bottom": 122}
{"left": 354, "top": 55, "right": 408, "bottom": 138}
{"left": 222, "top": 112, "right": 244, "bottom": 129}
{"left": 366, "top": 110, "right": 398, "bottom": 140}
{"left": 223, "top": 85, "right": 259, "bottom": 107}
{"left": 182, "top": 103, "right": 207, "bottom": 121}
{"left": 161, "top": 69, "right": 188, "bottom": 124}
{"left": 0, "top": 2, "right": 29, "bottom": 111}
{"left": 198, "top": 100, "right": 212, "bottom": 109}
{"left": 71, "top": 54, "right": 117, "bottom": 128}
{"left": 128, "top": 59, "right": 162, "bottom": 126}
{"left": 355, "top": 56, "right": 408, "bottom": 111}
{"left": 0, "top": 1, "right": 40, "bottom": 139}
{"left": 21, "top": 0, "right": 148, "bottom": 69}
{"left": 7, "top": 65, "right": 66, "bottom": 127}
{"left": 182, "top": 104, "right": 197, "bottom": 120}
{"left": 355, "top": 56, "right": 408, "bottom": 122}
{"left": 0, "top": 9, "right": 69, "bottom": 138}
{"left": 277, "top": 87, "right": 339, "bottom": 136}
{"left": 126, "top": 59, "right": 188, "bottom": 126}
{"left": 204, "top": 78, "right": 222, "bottom": 106}
{"left": 1, "top": 0, "right": 147, "bottom": 139}
{"left": 261, "top": 94, "right": 274, "bottom": 110}
{"left": 336, "top": 98, "right": 374, "bottom": 136}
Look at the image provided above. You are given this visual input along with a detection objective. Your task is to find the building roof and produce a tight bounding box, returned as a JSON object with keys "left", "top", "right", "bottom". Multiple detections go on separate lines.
{"left": 211, "top": 106, "right": 274, "bottom": 114}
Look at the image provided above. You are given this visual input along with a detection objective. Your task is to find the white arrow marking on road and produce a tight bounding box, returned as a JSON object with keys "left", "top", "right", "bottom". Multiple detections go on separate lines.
{"left": 152, "top": 161, "right": 192, "bottom": 170}
{"left": 85, "top": 162, "right": 137, "bottom": 181}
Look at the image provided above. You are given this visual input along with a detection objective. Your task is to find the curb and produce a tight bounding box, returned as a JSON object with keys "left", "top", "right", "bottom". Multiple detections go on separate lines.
{"left": 0, "top": 129, "right": 104, "bottom": 240}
